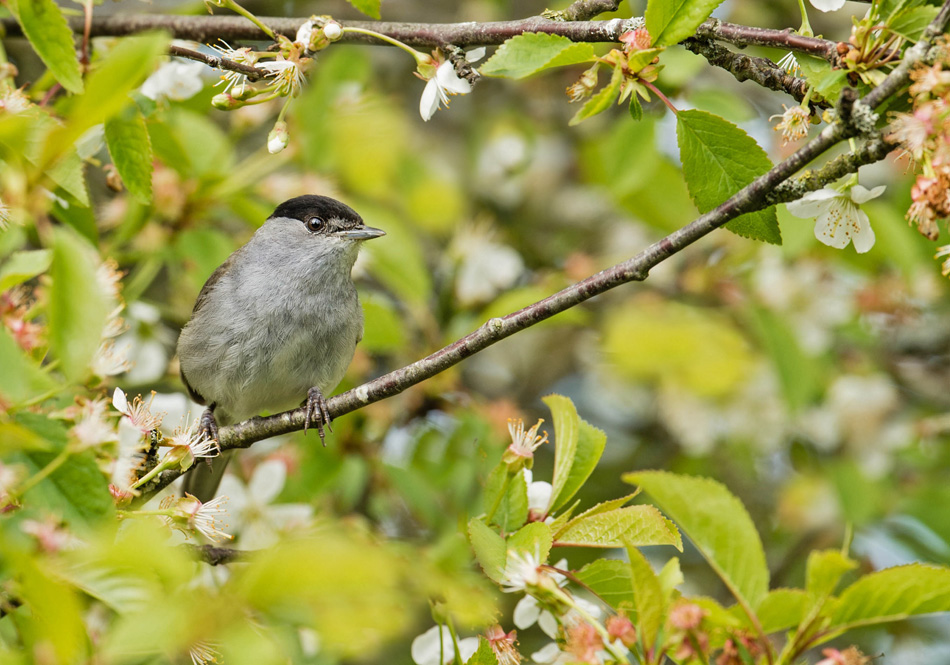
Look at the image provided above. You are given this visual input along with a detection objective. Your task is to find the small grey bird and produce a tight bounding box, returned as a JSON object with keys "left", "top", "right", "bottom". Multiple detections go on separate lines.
{"left": 177, "top": 195, "right": 384, "bottom": 501}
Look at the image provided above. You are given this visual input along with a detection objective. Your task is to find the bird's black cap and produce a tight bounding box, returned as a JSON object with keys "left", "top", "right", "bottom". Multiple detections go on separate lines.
{"left": 270, "top": 195, "right": 362, "bottom": 223}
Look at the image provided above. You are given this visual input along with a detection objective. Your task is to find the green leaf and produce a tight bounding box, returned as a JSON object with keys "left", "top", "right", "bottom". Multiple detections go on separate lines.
{"left": 575, "top": 559, "right": 636, "bottom": 610}
{"left": 569, "top": 66, "right": 623, "bottom": 126}
{"left": 48, "top": 228, "right": 111, "bottom": 380}
{"left": 624, "top": 471, "right": 770, "bottom": 609}
{"left": 480, "top": 33, "right": 596, "bottom": 79}
{"left": 0, "top": 423, "right": 52, "bottom": 453}
{"left": 507, "top": 522, "right": 553, "bottom": 564}
{"left": 888, "top": 5, "right": 939, "bottom": 40}
{"left": 806, "top": 550, "right": 857, "bottom": 599}
{"left": 543, "top": 394, "right": 579, "bottom": 512}
{"left": 468, "top": 518, "right": 507, "bottom": 584}
{"left": 0, "top": 249, "right": 52, "bottom": 291}
{"left": 9, "top": 0, "right": 84, "bottom": 94}
{"left": 798, "top": 55, "right": 846, "bottom": 102}
{"left": 346, "top": 0, "right": 381, "bottom": 19}
{"left": 827, "top": 564, "right": 950, "bottom": 630}
{"left": 756, "top": 589, "right": 808, "bottom": 633}
{"left": 626, "top": 545, "right": 665, "bottom": 649}
{"left": 18, "top": 413, "right": 115, "bottom": 527}
{"left": 555, "top": 506, "right": 683, "bottom": 549}
{"left": 646, "top": 0, "right": 727, "bottom": 47}
{"left": 482, "top": 465, "right": 528, "bottom": 531}
{"left": 554, "top": 494, "right": 638, "bottom": 537}
{"left": 105, "top": 106, "right": 153, "bottom": 204}
{"left": 465, "top": 638, "right": 499, "bottom": 665}
{"left": 629, "top": 94, "right": 643, "bottom": 121}
{"left": 43, "top": 31, "right": 169, "bottom": 167}
{"left": 45, "top": 148, "right": 90, "bottom": 207}
{"left": 676, "top": 109, "right": 780, "bottom": 244}
{"left": 0, "top": 327, "right": 57, "bottom": 405}
{"left": 547, "top": 401, "right": 607, "bottom": 513}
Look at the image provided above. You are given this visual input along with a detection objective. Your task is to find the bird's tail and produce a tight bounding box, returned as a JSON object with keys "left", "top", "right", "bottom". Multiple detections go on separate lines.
{"left": 181, "top": 451, "right": 232, "bottom": 503}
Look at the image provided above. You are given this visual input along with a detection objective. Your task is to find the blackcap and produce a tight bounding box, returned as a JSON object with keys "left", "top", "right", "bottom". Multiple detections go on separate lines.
{"left": 176, "top": 195, "right": 384, "bottom": 500}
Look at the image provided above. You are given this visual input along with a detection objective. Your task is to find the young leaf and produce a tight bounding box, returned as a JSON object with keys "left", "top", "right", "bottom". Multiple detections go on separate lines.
{"left": 629, "top": 94, "right": 643, "bottom": 121}
{"left": 575, "top": 559, "right": 637, "bottom": 610}
{"left": 555, "top": 506, "right": 683, "bottom": 549}
{"left": 646, "top": 0, "right": 727, "bottom": 47}
{"left": 569, "top": 66, "right": 623, "bottom": 126}
{"left": 465, "top": 638, "right": 499, "bottom": 665}
{"left": 827, "top": 563, "right": 950, "bottom": 630}
{"left": 806, "top": 549, "right": 857, "bottom": 599}
{"left": 797, "top": 55, "right": 847, "bottom": 103}
{"left": 626, "top": 545, "right": 665, "bottom": 649}
{"left": 0, "top": 249, "right": 52, "bottom": 292}
{"left": 554, "top": 494, "right": 638, "bottom": 539}
{"left": 888, "top": 5, "right": 939, "bottom": 41}
{"left": 676, "top": 109, "right": 781, "bottom": 244}
{"left": 346, "top": 0, "right": 382, "bottom": 20}
{"left": 756, "top": 589, "right": 808, "bottom": 633}
{"left": 48, "top": 229, "right": 111, "bottom": 381}
{"left": 8, "top": 0, "right": 84, "bottom": 94}
{"left": 543, "top": 394, "right": 579, "bottom": 511}
{"left": 105, "top": 106, "right": 153, "bottom": 204}
{"left": 468, "top": 518, "right": 507, "bottom": 584}
{"left": 624, "top": 471, "right": 770, "bottom": 609}
{"left": 507, "top": 522, "right": 553, "bottom": 564}
{"left": 548, "top": 403, "right": 607, "bottom": 512}
{"left": 480, "top": 33, "right": 595, "bottom": 79}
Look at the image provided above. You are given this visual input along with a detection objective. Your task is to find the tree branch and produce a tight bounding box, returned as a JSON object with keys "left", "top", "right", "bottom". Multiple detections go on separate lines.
{"left": 168, "top": 44, "right": 267, "bottom": 81}
{"left": 0, "top": 14, "right": 840, "bottom": 61}
{"left": 551, "top": 0, "right": 622, "bottom": 21}
{"left": 683, "top": 38, "right": 822, "bottom": 106}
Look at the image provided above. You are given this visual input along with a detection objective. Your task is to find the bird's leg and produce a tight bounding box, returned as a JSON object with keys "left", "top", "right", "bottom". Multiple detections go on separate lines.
{"left": 198, "top": 408, "right": 220, "bottom": 470}
{"left": 304, "top": 386, "right": 333, "bottom": 446}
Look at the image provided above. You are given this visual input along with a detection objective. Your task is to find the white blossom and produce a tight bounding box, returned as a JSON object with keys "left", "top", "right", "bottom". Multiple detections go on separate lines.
{"left": 260, "top": 59, "right": 305, "bottom": 96}
{"left": 411, "top": 625, "right": 479, "bottom": 665}
{"left": 141, "top": 60, "right": 206, "bottom": 102}
{"left": 809, "top": 0, "right": 847, "bottom": 11}
{"left": 419, "top": 48, "right": 485, "bottom": 121}
{"left": 786, "top": 184, "right": 885, "bottom": 253}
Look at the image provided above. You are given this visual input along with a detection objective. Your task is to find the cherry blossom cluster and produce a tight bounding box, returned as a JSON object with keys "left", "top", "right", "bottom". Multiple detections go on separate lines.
{"left": 888, "top": 41, "right": 950, "bottom": 260}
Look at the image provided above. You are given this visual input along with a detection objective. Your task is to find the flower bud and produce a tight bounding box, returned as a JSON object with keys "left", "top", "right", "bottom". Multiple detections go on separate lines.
{"left": 268, "top": 121, "right": 289, "bottom": 154}
{"left": 211, "top": 93, "right": 243, "bottom": 110}
{"left": 324, "top": 21, "right": 343, "bottom": 41}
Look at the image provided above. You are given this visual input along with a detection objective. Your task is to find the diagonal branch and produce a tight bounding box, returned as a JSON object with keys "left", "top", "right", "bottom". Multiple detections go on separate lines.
{"left": 168, "top": 44, "right": 267, "bottom": 81}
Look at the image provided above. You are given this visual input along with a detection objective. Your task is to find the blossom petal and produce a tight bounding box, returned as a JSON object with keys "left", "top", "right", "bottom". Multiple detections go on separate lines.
{"left": 786, "top": 188, "right": 839, "bottom": 218}
{"left": 112, "top": 388, "right": 129, "bottom": 415}
{"left": 850, "top": 184, "right": 886, "bottom": 204}
{"left": 809, "top": 0, "right": 846, "bottom": 11}
{"left": 420, "top": 79, "right": 440, "bottom": 121}
{"left": 531, "top": 642, "right": 563, "bottom": 664}
{"left": 539, "top": 610, "right": 559, "bottom": 638}
{"left": 466, "top": 47, "right": 487, "bottom": 63}
{"left": 458, "top": 638, "right": 479, "bottom": 663}
{"left": 814, "top": 210, "right": 851, "bottom": 249}
{"left": 435, "top": 61, "right": 472, "bottom": 95}
{"left": 513, "top": 595, "right": 541, "bottom": 628}
{"left": 850, "top": 209, "right": 876, "bottom": 253}
{"left": 527, "top": 480, "right": 553, "bottom": 513}
{"left": 248, "top": 459, "right": 287, "bottom": 504}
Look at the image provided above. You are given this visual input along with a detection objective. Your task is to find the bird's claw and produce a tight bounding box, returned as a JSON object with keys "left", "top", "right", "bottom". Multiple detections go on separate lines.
{"left": 304, "top": 387, "right": 333, "bottom": 446}
{"left": 199, "top": 408, "right": 220, "bottom": 469}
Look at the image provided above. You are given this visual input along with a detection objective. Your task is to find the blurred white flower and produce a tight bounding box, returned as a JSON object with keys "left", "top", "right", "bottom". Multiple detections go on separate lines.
{"left": 523, "top": 469, "right": 553, "bottom": 517}
{"left": 809, "top": 0, "right": 846, "bottom": 11}
{"left": 113, "top": 302, "right": 175, "bottom": 385}
{"left": 531, "top": 642, "right": 572, "bottom": 664}
{"left": 787, "top": 184, "right": 885, "bottom": 253}
{"left": 410, "top": 625, "right": 479, "bottom": 665}
{"left": 451, "top": 222, "right": 524, "bottom": 306}
{"left": 141, "top": 60, "right": 206, "bottom": 102}
{"left": 501, "top": 548, "right": 544, "bottom": 594}
{"left": 513, "top": 557, "right": 568, "bottom": 636}
{"left": 217, "top": 459, "right": 313, "bottom": 549}
{"left": 0, "top": 88, "right": 31, "bottom": 114}
{"left": 419, "top": 48, "right": 485, "bottom": 121}
{"left": 69, "top": 397, "right": 118, "bottom": 450}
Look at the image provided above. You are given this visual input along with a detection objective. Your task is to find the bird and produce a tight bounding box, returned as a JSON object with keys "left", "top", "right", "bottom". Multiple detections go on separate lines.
{"left": 176, "top": 195, "right": 385, "bottom": 501}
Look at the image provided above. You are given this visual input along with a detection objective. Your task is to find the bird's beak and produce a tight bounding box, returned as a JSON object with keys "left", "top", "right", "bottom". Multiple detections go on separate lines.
{"left": 332, "top": 226, "right": 386, "bottom": 240}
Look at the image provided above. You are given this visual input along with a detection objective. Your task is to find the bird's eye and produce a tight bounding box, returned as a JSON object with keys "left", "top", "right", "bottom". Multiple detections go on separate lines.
{"left": 305, "top": 216, "right": 326, "bottom": 233}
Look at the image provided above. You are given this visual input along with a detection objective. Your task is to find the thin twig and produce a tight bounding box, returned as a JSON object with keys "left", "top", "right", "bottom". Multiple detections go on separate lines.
{"left": 168, "top": 44, "right": 267, "bottom": 81}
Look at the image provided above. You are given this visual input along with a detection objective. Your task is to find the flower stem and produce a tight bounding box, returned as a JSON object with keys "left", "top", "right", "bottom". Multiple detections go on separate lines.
{"left": 130, "top": 458, "right": 174, "bottom": 489}
{"left": 342, "top": 27, "right": 428, "bottom": 64}
{"left": 641, "top": 79, "right": 678, "bottom": 115}
{"left": 797, "top": 0, "right": 814, "bottom": 37}
{"left": 218, "top": 0, "right": 276, "bottom": 40}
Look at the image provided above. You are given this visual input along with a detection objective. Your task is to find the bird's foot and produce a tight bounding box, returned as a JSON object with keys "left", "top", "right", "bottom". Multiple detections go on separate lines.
{"left": 304, "top": 387, "right": 333, "bottom": 446}
{"left": 199, "top": 408, "right": 220, "bottom": 470}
